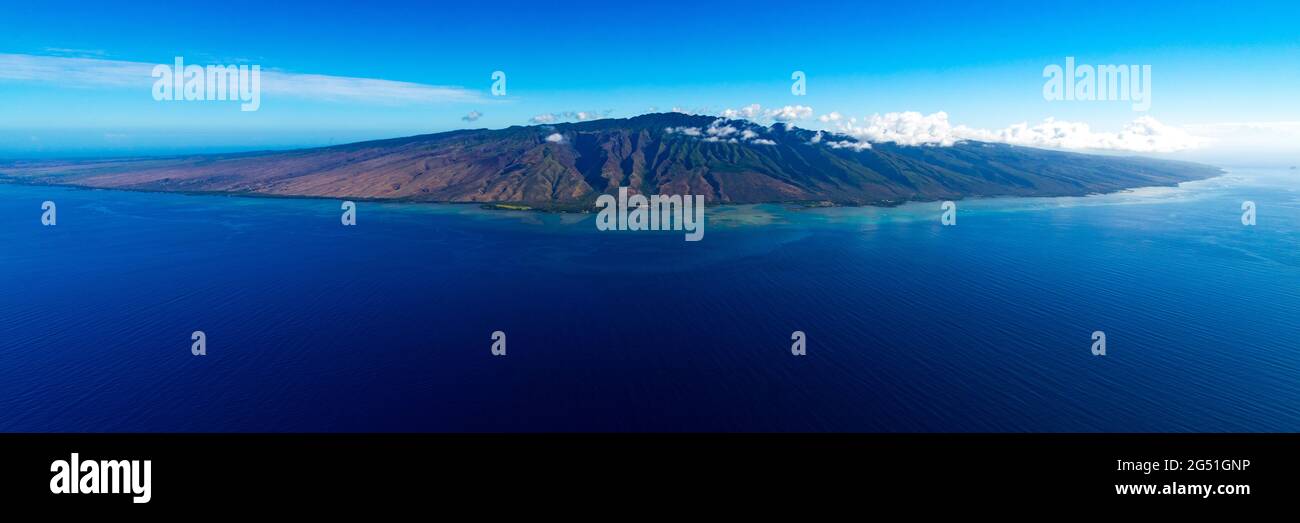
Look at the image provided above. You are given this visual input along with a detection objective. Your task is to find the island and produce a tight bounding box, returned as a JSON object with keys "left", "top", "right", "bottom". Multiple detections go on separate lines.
{"left": 0, "top": 113, "right": 1223, "bottom": 211}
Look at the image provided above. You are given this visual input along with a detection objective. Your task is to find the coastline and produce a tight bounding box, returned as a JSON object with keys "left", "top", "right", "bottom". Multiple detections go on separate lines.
{"left": 0, "top": 165, "right": 1226, "bottom": 214}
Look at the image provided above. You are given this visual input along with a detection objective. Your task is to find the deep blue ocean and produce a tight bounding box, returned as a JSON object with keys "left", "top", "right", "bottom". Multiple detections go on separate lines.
{"left": 2, "top": 168, "right": 1298, "bottom": 431}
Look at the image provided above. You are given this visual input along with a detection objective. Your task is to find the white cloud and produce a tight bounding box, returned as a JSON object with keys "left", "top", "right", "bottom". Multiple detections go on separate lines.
{"left": 544, "top": 133, "right": 565, "bottom": 143}
{"left": 718, "top": 104, "right": 813, "bottom": 123}
{"left": 824, "top": 140, "right": 872, "bottom": 151}
{"left": 666, "top": 118, "right": 777, "bottom": 146}
{"left": 721, "top": 103, "right": 762, "bottom": 120}
{"left": 837, "top": 111, "right": 958, "bottom": 146}
{"left": 41, "top": 48, "right": 109, "bottom": 58}
{"left": 818, "top": 111, "right": 842, "bottom": 123}
{"left": 529, "top": 110, "right": 610, "bottom": 124}
{"left": 828, "top": 110, "right": 1204, "bottom": 153}
{"left": 706, "top": 120, "right": 739, "bottom": 137}
{"left": 462, "top": 110, "right": 482, "bottom": 122}
{"left": 0, "top": 53, "right": 484, "bottom": 104}
{"left": 0, "top": 53, "right": 147, "bottom": 88}
{"left": 260, "top": 71, "right": 481, "bottom": 104}
{"left": 766, "top": 105, "right": 814, "bottom": 122}
{"left": 666, "top": 118, "right": 780, "bottom": 146}
{"left": 958, "top": 116, "right": 1205, "bottom": 153}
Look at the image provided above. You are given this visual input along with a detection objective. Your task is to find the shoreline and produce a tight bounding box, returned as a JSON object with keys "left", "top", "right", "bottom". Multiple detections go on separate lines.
{"left": 0, "top": 167, "right": 1226, "bottom": 214}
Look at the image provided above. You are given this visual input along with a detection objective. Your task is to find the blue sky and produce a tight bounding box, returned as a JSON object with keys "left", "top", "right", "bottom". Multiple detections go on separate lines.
{"left": 1, "top": 0, "right": 1298, "bottom": 162}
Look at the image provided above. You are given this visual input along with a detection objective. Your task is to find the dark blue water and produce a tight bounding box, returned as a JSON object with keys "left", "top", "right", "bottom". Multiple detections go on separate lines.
{"left": 2, "top": 169, "right": 1299, "bottom": 431}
